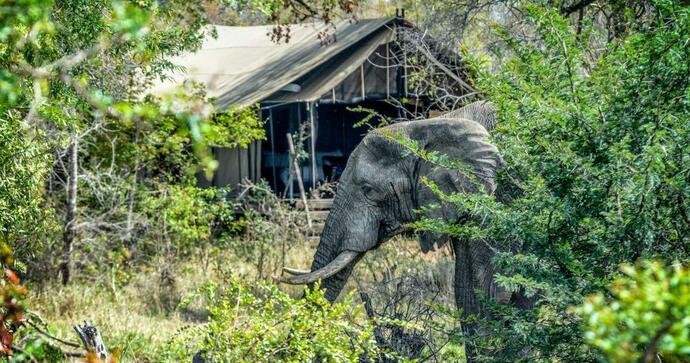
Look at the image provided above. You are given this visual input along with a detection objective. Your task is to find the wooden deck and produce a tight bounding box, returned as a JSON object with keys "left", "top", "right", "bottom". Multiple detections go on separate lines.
{"left": 295, "top": 198, "right": 333, "bottom": 244}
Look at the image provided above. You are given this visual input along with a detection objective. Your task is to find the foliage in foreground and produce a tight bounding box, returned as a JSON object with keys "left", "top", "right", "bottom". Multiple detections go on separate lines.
{"left": 0, "top": 242, "right": 27, "bottom": 356}
{"left": 0, "top": 0, "right": 268, "bottom": 284}
{"left": 399, "top": 0, "right": 690, "bottom": 361}
{"left": 579, "top": 261, "right": 690, "bottom": 363}
{"left": 169, "top": 279, "right": 379, "bottom": 362}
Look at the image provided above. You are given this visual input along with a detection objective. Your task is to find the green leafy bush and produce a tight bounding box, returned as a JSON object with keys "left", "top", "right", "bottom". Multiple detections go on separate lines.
{"left": 397, "top": 0, "right": 690, "bottom": 360}
{"left": 169, "top": 278, "right": 379, "bottom": 362}
{"left": 0, "top": 117, "right": 53, "bottom": 251}
{"left": 579, "top": 261, "right": 690, "bottom": 363}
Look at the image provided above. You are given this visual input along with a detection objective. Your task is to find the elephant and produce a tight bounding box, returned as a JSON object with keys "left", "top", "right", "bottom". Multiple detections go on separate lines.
{"left": 280, "top": 101, "right": 515, "bottom": 360}
{"left": 440, "top": 100, "right": 497, "bottom": 131}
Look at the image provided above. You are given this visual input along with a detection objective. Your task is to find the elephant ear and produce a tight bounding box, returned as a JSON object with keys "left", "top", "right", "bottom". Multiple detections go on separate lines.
{"left": 415, "top": 119, "right": 503, "bottom": 253}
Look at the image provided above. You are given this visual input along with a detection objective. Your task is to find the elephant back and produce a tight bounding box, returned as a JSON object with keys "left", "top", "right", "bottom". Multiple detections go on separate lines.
{"left": 435, "top": 100, "right": 497, "bottom": 131}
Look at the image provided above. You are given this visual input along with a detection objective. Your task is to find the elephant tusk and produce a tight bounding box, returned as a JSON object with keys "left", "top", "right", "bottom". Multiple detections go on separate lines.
{"left": 283, "top": 267, "right": 310, "bottom": 275}
{"left": 278, "top": 251, "right": 360, "bottom": 285}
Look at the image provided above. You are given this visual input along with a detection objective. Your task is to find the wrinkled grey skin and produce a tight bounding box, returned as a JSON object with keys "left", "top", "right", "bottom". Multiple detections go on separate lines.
{"left": 438, "top": 100, "right": 497, "bottom": 131}
{"left": 308, "top": 102, "right": 512, "bottom": 321}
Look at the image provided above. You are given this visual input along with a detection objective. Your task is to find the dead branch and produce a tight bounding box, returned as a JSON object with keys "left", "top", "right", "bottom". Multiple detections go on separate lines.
{"left": 73, "top": 321, "right": 108, "bottom": 360}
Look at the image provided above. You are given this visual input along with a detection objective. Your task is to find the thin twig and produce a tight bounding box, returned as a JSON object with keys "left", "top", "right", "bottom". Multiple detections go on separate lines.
{"left": 25, "top": 320, "right": 82, "bottom": 349}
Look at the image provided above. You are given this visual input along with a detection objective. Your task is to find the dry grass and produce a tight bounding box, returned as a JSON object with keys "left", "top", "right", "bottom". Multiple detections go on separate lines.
{"left": 28, "top": 269, "right": 205, "bottom": 361}
{"left": 24, "top": 239, "right": 320, "bottom": 361}
{"left": 25, "top": 236, "right": 456, "bottom": 361}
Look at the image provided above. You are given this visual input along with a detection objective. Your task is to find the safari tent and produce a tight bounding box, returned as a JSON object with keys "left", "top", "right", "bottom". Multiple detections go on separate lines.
{"left": 151, "top": 15, "right": 476, "bottom": 196}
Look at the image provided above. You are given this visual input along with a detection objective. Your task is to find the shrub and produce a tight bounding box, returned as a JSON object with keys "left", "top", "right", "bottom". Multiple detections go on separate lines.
{"left": 359, "top": 275, "right": 463, "bottom": 362}
{"left": 578, "top": 261, "right": 690, "bottom": 363}
{"left": 169, "top": 278, "right": 379, "bottom": 362}
{"left": 397, "top": 1, "right": 690, "bottom": 360}
{"left": 230, "top": 181, "right": 311, "bottom": 279}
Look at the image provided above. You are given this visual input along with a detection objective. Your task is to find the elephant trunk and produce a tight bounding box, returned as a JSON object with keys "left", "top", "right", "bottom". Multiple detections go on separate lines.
{"left": 280, "top": 165, "right": 380, "bottom": 302}
{"left": 306, "top": 198, "right": 361, "bottom": 303}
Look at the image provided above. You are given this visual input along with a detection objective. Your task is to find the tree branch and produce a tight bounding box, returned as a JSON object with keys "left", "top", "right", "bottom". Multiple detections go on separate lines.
{"left": 24, "top": 320, "right": 82, "bottom": 349}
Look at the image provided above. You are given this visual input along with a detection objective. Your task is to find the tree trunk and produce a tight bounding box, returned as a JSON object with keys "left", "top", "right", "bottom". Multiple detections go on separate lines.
{"left": 60, "top": 138, "right": 78, "bottom": 285}
{"left": 125, "top": 130, "right": 139, "bottom": 245}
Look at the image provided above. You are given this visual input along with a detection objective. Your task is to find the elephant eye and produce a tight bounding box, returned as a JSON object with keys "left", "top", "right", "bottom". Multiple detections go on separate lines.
{"left": 361, "top": 184, "right": 378, "bottom": 199}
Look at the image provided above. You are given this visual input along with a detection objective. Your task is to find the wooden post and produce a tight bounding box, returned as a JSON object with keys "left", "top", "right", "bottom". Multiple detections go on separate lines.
{"left": 287, "top": 134, "right": 312, "bottom": 228}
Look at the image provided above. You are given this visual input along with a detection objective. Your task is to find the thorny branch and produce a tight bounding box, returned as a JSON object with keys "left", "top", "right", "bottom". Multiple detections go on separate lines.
{"left": 360, "top": 26, "right": 481, "bottom": 124}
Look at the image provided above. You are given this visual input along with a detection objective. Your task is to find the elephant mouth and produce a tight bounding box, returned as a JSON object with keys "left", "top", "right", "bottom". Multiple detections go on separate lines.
{"left": 379, "top": 222, "right": 406, "bottom": 241}
{"left": 278, "top": 250, "right": 360, "bottom": 285}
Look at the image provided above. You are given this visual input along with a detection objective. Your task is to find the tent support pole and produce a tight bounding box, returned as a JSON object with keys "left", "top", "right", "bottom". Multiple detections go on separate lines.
{"left": 237, "top": 146, "right": 242, "bottom": 184}
{"left": 309, "top": 102, "right": 317, "bottom": 191}
{"left": 386, "top": 42, "right": 390, "bottom": 99}
{"left": 360, "top": 64, "right": 366, "bottom": 100}
{"left": 269, "top": 109, "right": 277, "bottom": 191}
{"left": 401, "top": 25, "right": 408, "bottom": 98}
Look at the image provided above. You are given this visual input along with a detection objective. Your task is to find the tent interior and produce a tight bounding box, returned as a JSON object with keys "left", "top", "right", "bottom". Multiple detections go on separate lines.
{"left": 261, "top": 100, "right": 402, "bottom": 196}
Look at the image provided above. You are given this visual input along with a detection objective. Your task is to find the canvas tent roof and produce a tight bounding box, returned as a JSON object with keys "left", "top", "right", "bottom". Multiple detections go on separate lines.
{"left": 149, "top": 17, "right": 397, "bottom": 109}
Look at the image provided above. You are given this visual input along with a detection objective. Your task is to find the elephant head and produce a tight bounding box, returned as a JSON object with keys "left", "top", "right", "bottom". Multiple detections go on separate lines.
{"left": 280, "top": 101, "right": 502, "bottom": 304}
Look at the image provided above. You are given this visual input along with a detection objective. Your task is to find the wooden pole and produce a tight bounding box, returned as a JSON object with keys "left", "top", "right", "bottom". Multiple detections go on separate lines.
{"left": 287, "top": 134, "right": 312, "bottom": 228}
